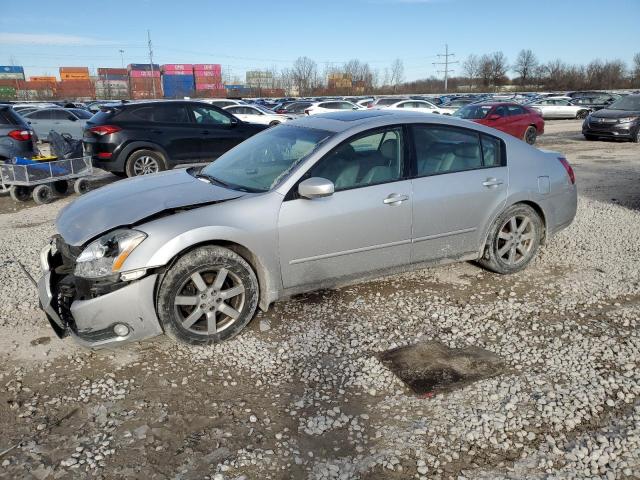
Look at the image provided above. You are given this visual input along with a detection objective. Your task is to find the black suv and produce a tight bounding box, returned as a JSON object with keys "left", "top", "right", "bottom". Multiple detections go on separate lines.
{"left": 83, "top": 100, "right": 268, "bottom": 177}
{"left": 0, "top": 105, "right": 38, "bottom": 161}
{"left": 582, "top": 94, "right": 640, "bottom": 142}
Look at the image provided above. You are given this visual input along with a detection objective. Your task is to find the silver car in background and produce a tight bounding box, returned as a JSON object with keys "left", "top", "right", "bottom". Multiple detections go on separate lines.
{"left": 37, "top": 110, "right": 577, "bottom": 348}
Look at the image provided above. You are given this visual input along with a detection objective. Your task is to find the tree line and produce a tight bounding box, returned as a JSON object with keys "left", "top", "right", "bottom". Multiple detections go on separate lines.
{"left": 267, "top": 51, "right": 640, "bottom": 95}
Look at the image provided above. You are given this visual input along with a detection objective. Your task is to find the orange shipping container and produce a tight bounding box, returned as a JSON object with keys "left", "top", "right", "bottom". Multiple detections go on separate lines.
{"left": 30, "top": 76, "right": 57, "bottom": 83}
{"left": 59, "top": 67, "right": 90, "bottom": 74}
{"left": 61, "top": 72, "right": 90, "bottom": 81}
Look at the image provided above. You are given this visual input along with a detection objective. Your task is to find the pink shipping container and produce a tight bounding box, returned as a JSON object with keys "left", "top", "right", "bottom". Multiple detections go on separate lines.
{"left": 162, "top": 64, "right": 193, "bottom": 72}
{"left": 195, "top": 83, "right": 224, "bottom": 90}
{"left": 161, "top": 70, "right": 193, "bottom": 76}
{"left": 130, "top": 70, "right": 161, "bottom": 78}
{"left": 194, "top": 64, "right": 222, "bottom": 75}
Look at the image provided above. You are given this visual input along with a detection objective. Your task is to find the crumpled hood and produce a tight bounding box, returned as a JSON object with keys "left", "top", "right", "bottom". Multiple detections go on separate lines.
{"left": 57, "top": 169, "right": 243, "bottom": 246}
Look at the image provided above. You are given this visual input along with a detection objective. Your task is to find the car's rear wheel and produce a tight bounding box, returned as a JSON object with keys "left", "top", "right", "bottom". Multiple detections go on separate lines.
{"left": 523, "top": 126, "right": 537, "bottom": 145}
{"left": 576, "top": 110, "right": 589, "bottom": 119}
{"left": 584, "top": 134, "right": 597, "bottom": 141}
{"left": 125, "top": 149, "right": 167, "bottom": 177}
{"left": 478, "top": 204, "right": 542, "bottom": 274}
{"left": 632, "top": 127, "right": 640, "bottom": 144}
{"left": 268, "top": 120, "right": 281, "bottom": 126}
{"left": 157, "top": 246, "right": 259, "bottom": 345}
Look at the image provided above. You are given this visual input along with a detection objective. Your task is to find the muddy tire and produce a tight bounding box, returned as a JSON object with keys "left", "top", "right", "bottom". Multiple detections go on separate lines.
{"left": 157, "top": 246, "right": 259, "bottom": 345}
{"left": 632, "top": 128, "right": 640, "bottom": 144}
{"left": 74, "top": 178, "right": 90, "bottom": 194}
{"left": 576, "top": 110, "right": 589, "bottom": 119}
{"left": 523, "top": 126, "right": 537, "bottom": 145}
{"left": 125, "top": 149, "right": 167, "bottom": 177}
{"left": 9, "top": 185, "right": 31, "bottom": 202}
{"left": 32, "top": 184, "right": 53, "bottom": 205}
{"left": 478, "top": 204, "right": 543, "bottom": 274}
{"left": 52, "top": 180, "right": 69, "bottom": 195}
{"left": 584, "top": 134, "right": 597, "bottom": 141}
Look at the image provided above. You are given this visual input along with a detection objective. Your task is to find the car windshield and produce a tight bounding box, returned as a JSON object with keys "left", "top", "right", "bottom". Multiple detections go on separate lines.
{"left": 607, "top": 96, "right": 640, "bottom": 111}
{"left": 377, "top": 98, "right": 401, "bottom": 106}
{"left": 69, "top": 109, "right": 93, "bottom": 119}
{"left": 453, "top": 105, "right": 492, "bottom": 119}
{"left": 200, "top": 125, "right": 332, "bottom": 192}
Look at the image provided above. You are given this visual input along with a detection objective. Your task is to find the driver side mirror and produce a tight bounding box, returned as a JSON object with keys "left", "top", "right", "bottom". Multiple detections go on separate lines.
{"left": 487, "top": 114, "right": 501, "bottom": 120}
{"left": 298, "top": 177, "right": 334, "bottom": 199}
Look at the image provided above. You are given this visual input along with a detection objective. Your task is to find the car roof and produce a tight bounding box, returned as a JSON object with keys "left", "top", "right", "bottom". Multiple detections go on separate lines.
{"left": 288, "top": 110, "right": 490, "bottom": 134}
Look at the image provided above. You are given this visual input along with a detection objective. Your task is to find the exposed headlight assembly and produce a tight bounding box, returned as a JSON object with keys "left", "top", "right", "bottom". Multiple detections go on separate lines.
{"left": 617, "top": 117, "right": 636, "bottom": 123}
{"left": 75, "top": 229, "right": 147, "bottom": 279}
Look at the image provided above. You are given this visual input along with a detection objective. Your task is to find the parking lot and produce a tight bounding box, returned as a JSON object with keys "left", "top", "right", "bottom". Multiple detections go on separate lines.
{"left": 0, "top": 120, "right": 638, "bottom": 479}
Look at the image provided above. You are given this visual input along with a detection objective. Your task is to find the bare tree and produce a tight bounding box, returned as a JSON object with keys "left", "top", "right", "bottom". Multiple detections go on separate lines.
{"left": 489, "top": 51, "right": 508, "bottom": 88}
{"left": 291, "top": 56, "right": 318, "bottom": 96}
{"left": 633, "top": 52, "right": 640, "bottom": 87}
{"left": 479, "top": 54, "right": 493, "bottom": 87}
{"left": 390, "top": 58, "right": 404, "bottom": 92}
{"left": 462, "top": 54, "right": 480, "bottom": 89}
{"left": 513, "top": 49, "right": 538, "bottom": 87}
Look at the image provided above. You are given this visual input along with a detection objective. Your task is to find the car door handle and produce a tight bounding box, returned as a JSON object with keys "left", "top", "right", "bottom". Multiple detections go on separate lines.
{"left": 483, "top": 178, "right": 504, "bottom": 187}
{"left": 383, "top": 193, "right": 409, "bottom": 205}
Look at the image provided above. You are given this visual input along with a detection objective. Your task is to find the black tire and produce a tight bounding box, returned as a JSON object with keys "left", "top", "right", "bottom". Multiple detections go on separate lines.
{"left": 157, "top": 246, "right": 259, "bottom": 345}
{"left": 478, "top": 204, "right": 543, "bottom": 274}
{"left": 32, "top": 184, "right": 53, "bottom": 205}
{"left": 9, "top": 186, "right": 31, "bottom": 202}
{"left": 632, "top": 128, "right": 640, "bottom": 144}
{"left": 125, "top": 149, "right": 167, "bottom": 177}
{"left": 268, "top": 120, "right": 281, "bottom": 127}
{"left": 52, "top": 180, "right": 69, "bottom": 195}
{"left": 524, "top": 126, "right": 537, "bottom": 145}
{"left": 576, "top": 110, "right": 589, "bottom": 119}
{"left": 74, "top": 178, "right": 89, "bottom": 195}
{"left": 584, "top": 134, "right": 597, "bottom": 141}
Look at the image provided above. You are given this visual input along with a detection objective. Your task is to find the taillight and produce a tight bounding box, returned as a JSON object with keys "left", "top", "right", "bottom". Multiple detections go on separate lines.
{"left": 8, "top": 129, "right": 32, "bottom": 141}
{"left": 97, "top": 152, "right": 112, "bottom": 159}
{"left": 558, "top": 157, "right": 575, "bottom": 184}
{"left": 89, "top": 125, "right": 121, "bottom": 136}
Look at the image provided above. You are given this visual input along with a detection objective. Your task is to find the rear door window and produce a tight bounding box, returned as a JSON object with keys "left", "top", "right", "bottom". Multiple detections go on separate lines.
{"left": 412, "top": 125, "right": 484, "bottom": 176}
{"left": 190, "top": 105, "right": 232, "bottom": 125}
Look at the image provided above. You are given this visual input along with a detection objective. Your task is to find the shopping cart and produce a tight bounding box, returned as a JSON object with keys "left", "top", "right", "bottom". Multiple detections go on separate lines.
{"left": 0, "top": 156, "right": 93, "bottom": 204}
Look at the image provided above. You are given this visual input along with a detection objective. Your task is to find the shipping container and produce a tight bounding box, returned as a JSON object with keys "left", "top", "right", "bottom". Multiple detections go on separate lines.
{"left": 29, "top": 76, "right": 57, "bottom": 83}
{"left": 97, "top": 67, "right": 128, "bottom": 76}
{"left": 130, "top": 70, "right": 161, "bottom": 78}
{"left": 162, "top": 75, "right": 195, "bottom": 98}
{"left": 60, "top": 67, "right": 90, "bottom": 74}
{"left": 195, "top": 75, "right": 223, "bottom": 83}
{"left": 25, "top": 80, "right": 58, "bottom": 91}
{"left": 0, "top": 86, "right": 16, "bottom": 99}
{"left": 194, "top": 64, "right": 222, "bottom": 74}
{"left": 0, "top": 79, "right": 24, "bottom": 87}
{"left": 127, "top": 63, "right": 160, "bottom": 71}
{"left": 99, "top": 74, "right": 129, "bottom": 81}
{"left": 161, "top": 70, "right": 193, "bottom": 76}
{"left": 0, "top": 72, "right": 26, "bottom": 80}
{"left": 195, "top": 83, "right": 224, "bottom": 91}
{"left": 162, "top": 64, "right": 193, "bottom": 72}
{"left": 0, "top": 65, "right": 24, "bottom": 74}
{"left": 60, "top": 72, "right": 90, "bottom": 81}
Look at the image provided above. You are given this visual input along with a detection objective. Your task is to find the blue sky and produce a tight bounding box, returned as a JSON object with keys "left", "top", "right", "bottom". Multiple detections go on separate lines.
{"left": 0, "top": 0, "right": 638, "bottom": 82}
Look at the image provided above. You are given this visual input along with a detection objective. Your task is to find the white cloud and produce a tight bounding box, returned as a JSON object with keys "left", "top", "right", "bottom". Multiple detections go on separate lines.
{"left": 0, "top": 32, "right": 115, "bottom": 46}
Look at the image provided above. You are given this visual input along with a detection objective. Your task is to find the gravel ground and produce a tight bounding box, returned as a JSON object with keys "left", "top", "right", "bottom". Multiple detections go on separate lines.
{"left": 0, "top": 121, "right": 638, "bottom": 479}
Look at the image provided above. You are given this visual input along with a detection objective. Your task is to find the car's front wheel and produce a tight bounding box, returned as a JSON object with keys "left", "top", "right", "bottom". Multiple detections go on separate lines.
{"left": 157, "top": 246, "right": 259, "bottom": 345}
{"left": 125, "top": 149, "right": 167, "bottom": 177}
{"left": 478, "top": 204, "right": 543, "bottom": 274}
{"left": 576, "top": 110, "right": 589, "bottom": 119}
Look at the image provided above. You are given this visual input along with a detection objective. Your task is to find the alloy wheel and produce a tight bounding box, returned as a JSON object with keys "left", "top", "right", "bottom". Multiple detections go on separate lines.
{"left": 133, "top": 155, "right": 160, "bottom": 175}
{"left": 525, "top": 127, "right": 537, "bottom": 145}
{"left": 173, "top": 268, "right": 246, "bottom": 335}
{"left": 496, "top": 215, "right": 536, "bottom": 266}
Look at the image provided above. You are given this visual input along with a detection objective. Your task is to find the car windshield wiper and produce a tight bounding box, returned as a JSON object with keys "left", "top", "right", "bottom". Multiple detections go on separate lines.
{"left": 196, "top": 172, "right": 263, "bottom": 193}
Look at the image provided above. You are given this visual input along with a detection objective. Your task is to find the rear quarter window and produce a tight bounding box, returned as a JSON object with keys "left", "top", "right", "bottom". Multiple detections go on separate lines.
{"left": 91, "top": 109, "right": 117, "bottom": 123}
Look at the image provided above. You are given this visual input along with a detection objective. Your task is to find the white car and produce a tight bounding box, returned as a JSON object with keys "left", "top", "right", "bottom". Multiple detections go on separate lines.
{"left": 223, "top": 104, "right": 291, "bottom": 126}
{"left": 378, "top": 99, "right": 450, "bottom": 115}
{"left": 304, "top": 100, "right": 363, "bottom": 115}
{"left": 200, "top": 99, "right": 247, "bottom": 109}
{"left": 527, "top": 97, "right": 591, "bottom": 119}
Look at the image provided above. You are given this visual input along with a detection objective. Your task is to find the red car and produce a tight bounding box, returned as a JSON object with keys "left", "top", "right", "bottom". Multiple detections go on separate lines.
{"left": 453, "top": 102, "right": 544, "bottom": 145}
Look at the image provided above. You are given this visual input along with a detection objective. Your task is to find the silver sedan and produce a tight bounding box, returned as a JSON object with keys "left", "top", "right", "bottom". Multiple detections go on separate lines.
{"left": 38, "top": 110, "right": 577, "bottom": 348}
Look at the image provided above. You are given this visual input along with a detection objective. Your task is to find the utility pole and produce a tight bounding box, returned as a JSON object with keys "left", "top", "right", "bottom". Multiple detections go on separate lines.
{"left": 119, "top": 49, "right": 125, "bottom": 68}
{"left": 432, "top": 44, "right": 458, "bottom": 92}
{"left": 147, "top": 30, "right": 157, "bottom": 98}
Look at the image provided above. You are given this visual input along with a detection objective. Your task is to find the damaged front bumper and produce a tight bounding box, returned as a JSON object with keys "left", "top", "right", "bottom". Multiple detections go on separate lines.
{"left": 37, "top": 241, "right": 164, "bottom": 349}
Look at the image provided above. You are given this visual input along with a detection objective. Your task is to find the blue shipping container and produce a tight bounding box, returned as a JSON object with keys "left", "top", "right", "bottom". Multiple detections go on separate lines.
{"left": 128, "top": 63, "right": 160, "bottom": 71}
{"left": 0, "top": 65, "right": 24, "bottom": 73}
{"left": 162, "top": 75, "right": 195, "bottom": 98}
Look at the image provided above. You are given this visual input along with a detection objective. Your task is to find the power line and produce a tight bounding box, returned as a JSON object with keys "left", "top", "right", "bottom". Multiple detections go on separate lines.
{"left": 432, "top": 44, "right": 458, "bottom": 92}
{"left": 147, "top": 30, "right": 157, "bottom": 98}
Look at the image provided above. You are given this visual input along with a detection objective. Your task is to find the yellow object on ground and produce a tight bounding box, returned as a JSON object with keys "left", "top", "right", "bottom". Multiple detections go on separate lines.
{"left": 31, "top": 155, "right": 58, "bottom": 162}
